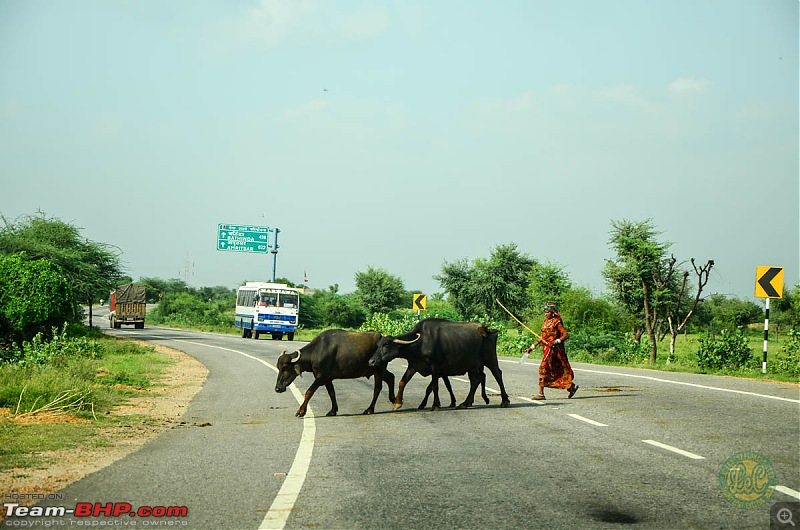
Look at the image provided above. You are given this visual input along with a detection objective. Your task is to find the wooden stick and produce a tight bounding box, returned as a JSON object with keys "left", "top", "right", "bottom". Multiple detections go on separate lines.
{"left": 495, "top": 299, "right": 542, "bottom": 340}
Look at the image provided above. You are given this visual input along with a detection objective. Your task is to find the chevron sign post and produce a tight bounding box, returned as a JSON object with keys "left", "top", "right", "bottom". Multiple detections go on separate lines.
{"left": 754, "top": 266, "right": 784, "bottom": 374}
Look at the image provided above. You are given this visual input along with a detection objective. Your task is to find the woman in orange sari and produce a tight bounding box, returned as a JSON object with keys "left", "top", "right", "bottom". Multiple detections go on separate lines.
{"left": 524, "top": 302, "right": 578, "bottom": 400}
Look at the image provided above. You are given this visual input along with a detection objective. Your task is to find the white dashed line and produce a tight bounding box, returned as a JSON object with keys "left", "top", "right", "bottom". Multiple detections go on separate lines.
{"left": 642, "top": 439, "right": 705, "bottom": 460}
{"left": 568, "top": 413, "right": 608, "bottom": 427}
{"left": 775, "top": 485, "right": 800, "bottom": 500}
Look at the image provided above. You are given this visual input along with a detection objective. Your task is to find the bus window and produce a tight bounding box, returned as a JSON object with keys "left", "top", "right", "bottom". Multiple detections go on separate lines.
{"left": 258, "top": 292, "right": 278, "bottom": 306}
{"left": 280, "top": 293, "right": 299, "bottom": 308}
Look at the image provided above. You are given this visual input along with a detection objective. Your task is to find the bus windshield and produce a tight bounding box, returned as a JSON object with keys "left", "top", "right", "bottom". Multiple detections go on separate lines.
{"left": 278, "top": 292, "right": 298, "bottom": 308}
{"left": 256, "top": 289, "right": 298, "bottom": 308}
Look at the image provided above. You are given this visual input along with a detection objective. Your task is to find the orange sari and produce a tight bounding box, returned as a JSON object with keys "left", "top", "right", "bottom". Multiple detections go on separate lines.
{"left": 538, "top": 314, "right": 574, "bottom": 389}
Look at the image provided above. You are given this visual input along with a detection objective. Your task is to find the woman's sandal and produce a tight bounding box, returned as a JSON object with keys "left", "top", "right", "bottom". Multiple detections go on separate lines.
{"left": 568, "top": 384, "right": 579, "bottom": 399}
{"left": 531, "top": 394, "right": 546, "bottom": 401}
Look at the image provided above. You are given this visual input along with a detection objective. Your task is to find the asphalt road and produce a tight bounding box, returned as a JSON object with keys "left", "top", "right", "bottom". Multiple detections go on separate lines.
{"left": 13, "top": 312, "right": 800, "bottom": 529}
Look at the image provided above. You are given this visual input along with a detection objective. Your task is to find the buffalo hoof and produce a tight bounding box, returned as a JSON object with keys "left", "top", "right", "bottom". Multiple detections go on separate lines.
{"left": 392, "top": 402, "right": 403, "bottom": 411}
{"left": 431, "top": 405, "right": 441, "bottom": 412}
{"left": 326, "top": 410, "right": 337, "bottom": 417}
{"left": 448, "top": 402, "right": 457, "bottom": 408}
{"left": 500, "top": 400, "right": 511, "bottom": 408}
{"left": 362, "top": 408, "right": 374, "bottom": 415}
{"left": 482, "top": 397, "right": 490, "bottom": 405}
{"left": 295, "top": 410, "right": 306, "bottom": 418}
{"left": 456, "top": 402, "right": 473, "bottom": 409}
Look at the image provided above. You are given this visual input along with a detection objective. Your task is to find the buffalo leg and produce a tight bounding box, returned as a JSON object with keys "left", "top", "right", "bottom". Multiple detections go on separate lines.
{"left": 363, "top": 371, "right": 383, "bottom": 415}
{"left": 443, "top": 376, "right": 457, "bottom": 408}
{"left": 419, "top": 376, "right": 457, "bottom": 409}
{"left": 296, "top": 379, "right": 324, "bottom": 417}
{"left": 457, "top": 370, "right": 481, "bottom": 409}
{"left": 324, "top": 381, "right": 338, "bottom": 416}
{"left": 394, "top": 367, "right": 417, "bottom": 410}
{"left": 479, "top": 371, "right": 490, "bottom": 404}
{"left": 487, "top": 364, "right": 511, "bottom": 408}
{"left": 429, "top": 369, "right": 442, "bottom": 411}
{"left": 381, "top": 369, "right": 396, "bottom": 403}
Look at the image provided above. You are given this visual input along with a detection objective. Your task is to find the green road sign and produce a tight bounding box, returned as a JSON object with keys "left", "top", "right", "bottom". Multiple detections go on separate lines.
{"left": 217, "top": 224, "right": 270, "bottom": 254}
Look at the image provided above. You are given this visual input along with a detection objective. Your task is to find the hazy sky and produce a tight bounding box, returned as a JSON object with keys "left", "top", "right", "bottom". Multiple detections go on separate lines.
{"left": 1, "top": 0, "right": 797, "bottom": 301}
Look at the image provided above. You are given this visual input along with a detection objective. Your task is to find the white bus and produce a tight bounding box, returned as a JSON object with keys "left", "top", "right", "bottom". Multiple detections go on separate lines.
{"left": 235, "top": 282, "right": 301, "bottom": 340}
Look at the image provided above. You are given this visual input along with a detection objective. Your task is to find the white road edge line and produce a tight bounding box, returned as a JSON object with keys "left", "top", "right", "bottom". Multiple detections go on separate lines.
{"left": 568, "top": 413, "right": 608, "bottom": 427}
{"left": 174, "top": 340, "right": 313, "bottom": 530}
{"left": 499, "top": 359, "right": 800, "bottom": 404}
{"left": 775, "top": 486, "right": 800, "bottom": 500}
{"left": 642, "top": 439, "right": 705, "bottom": 460}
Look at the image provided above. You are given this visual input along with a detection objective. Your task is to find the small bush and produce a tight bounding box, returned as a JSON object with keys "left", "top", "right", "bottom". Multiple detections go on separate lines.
{"left": 497, "top": 325, "right": 532, "bottom": 357}
{"left": 4, "top": 324, "right": 105, "bottom": 367}
{"left": 359, "top": 312, "right": 419, "bottom": 336}
{"left": 697, "top": 328, "right": 753, "bottom": 370}
{"left": 774, "top": 329, "right": 800, "bottom": 376}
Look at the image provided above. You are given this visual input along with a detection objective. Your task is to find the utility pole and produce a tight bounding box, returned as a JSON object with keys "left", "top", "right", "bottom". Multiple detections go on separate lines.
{"left": 270, "top": 227, "right": 280, "bottom": 282}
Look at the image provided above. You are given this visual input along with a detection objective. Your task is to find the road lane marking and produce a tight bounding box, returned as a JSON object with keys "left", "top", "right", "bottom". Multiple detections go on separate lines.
{"left": 452, "top": 376, "right": 500, "bottom": 394}
{"left": 500, "top": 359, "right": 800, "bottom": 404}
{"left": 775, "top": 486, "right": 800, "bottom": 500}
{"left": 574, "top": 367, "right": 800, "bottom": 404}
{"left": 174, "top": 340, "right": 314, "bottom": 530}
{"left": 568, "top": 413, "right": 608, "bottom": 427}
{"left": 642, "top": 439, "right": 705, "bottom": 460}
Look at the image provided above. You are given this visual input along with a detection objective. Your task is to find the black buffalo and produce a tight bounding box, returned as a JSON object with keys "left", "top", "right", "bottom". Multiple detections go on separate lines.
{"left": 368, "top": 318, "right": 510, "bottom": 411}
{"left": 275, "top": 329, "right": 395, "bottom": 417}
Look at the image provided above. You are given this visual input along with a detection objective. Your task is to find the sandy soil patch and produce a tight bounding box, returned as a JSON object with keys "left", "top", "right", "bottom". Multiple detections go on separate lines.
{"left": 0, "top": 341, "right": 208, "bottom": 510}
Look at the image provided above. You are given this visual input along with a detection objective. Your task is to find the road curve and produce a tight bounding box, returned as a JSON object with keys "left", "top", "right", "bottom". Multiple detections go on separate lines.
{"left": 18, "top": 318, "right": 800, "bottom": 529}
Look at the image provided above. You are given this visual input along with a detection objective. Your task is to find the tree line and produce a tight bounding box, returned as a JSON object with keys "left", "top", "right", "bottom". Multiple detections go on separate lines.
{"left": 2, "top": 212, "right": 798, "bottom": 369}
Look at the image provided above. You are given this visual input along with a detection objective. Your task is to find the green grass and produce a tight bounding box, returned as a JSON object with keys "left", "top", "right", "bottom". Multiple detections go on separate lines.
{"left": 0, "top": 421, "right": 104, "bottom": 470}
{"left": 508, "top": 327, "right": 799, "bottom": 383}
{"left": 0, "top": 334, "right": 176, "bottom": 472}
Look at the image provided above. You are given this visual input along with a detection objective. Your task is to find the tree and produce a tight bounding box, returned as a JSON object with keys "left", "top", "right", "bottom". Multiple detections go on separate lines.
{"left": 436, "top": 244, "right": 536, "bottom": 320}
{"left": 435, "top": 258, "right": 475, "bottom": 318}
{"left": 300, "top": 285, "right": 366, "bottom": 329}
{"left": 772, "top": 283, "right": 800, "bottom": 338}
{"left": 694, "top": 294, "right": 762, "bottom": 333}
{"left": 0, "top": 212, "right": 123, "bottom": 307}
{"left": 660, "top": 257, "right": 714, "bottom": 360}
{"left": 0, "top": 253, "right": 78, "bottom": 349}
{"left": 354, "top": 267, "right": 406, "bottom": 314}
{"left": 603, "top": 219, "right": 670, "bottom": 363}
{"left": 526, "top": 261, "right": 573, "bottom": 316}
{"left": 476, "top": 243, "right": 535, "bottom": 320}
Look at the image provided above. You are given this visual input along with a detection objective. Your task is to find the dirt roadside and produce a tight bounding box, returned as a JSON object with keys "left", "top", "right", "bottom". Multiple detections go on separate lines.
{"left": 0, "top": 341, "right": 208, "bottom": 510}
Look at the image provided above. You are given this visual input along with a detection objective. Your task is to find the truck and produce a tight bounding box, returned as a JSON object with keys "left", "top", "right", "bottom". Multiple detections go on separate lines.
{"left": 109, "top": 284, "right": 147, "bottom": 329}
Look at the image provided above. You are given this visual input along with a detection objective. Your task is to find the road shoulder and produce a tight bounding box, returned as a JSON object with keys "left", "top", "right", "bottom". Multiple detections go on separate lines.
{"left": 1, "top": 341, "right": 208, "bottom": 508}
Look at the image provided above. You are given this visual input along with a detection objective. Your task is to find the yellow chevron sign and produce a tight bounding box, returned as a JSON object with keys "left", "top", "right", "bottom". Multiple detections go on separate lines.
{"left": 754, "top": 266, "right": 784, "bottom": 298}
{"left": 412, "top": 294, "right": 427, "bottom": 311}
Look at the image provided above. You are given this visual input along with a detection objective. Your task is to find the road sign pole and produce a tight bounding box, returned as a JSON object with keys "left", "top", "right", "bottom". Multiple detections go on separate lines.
{"left": 762, "top": 297, "right": 770, "bottom": 374}
{"left": 270, "top": 227, "right": 280, "bottom": 282}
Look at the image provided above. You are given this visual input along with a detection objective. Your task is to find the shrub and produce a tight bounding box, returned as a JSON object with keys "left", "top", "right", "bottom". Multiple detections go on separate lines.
{"left": 4, "top": 324, "right": 104, "bottom": 366}
{"left": 0, "top": 253, "right": 79, "bottom": 347}
{"left": 359, "top": 312, "right": 419, "bottom": 336}
{"left": 496, "top": 323, "right": 532, "bottom": 357}
{"left": 775, "top": 329, "right": 800, "bottom": 376}
{"left": 697, "top": 329, "right": 753, "bottom": 370}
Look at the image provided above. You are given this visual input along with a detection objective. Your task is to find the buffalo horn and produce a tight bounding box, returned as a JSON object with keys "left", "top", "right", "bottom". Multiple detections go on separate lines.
{"left": 393, "top": 333, "right": 421, "bottom": 345}
{"left": 289, "top": 350, "right": 302, "bottom": 363}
